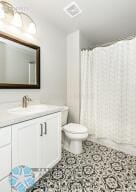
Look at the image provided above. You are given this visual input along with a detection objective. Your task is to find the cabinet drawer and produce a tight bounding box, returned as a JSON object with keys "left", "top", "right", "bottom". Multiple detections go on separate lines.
{"left": 0, "top": 126, "right": 11, "bottom": 147}
{"left": 0, "top": 177, "right": 11, "bottom": 192}
{"left": 0, "top": 145, "right": 11, "bottom": 180}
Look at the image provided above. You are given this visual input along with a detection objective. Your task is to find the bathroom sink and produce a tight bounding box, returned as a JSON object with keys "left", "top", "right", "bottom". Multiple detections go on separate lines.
{"left": 8, "top": 105, "right": 50, "bottom": 115}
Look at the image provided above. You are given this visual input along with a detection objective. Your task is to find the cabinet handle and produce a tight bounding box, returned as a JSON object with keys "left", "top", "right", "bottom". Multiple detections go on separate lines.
{"left": 40, "top": 124, "right": 43, "bottom": 136}
{"left": 44, "top": 122, "right": 47, "bottom": 135}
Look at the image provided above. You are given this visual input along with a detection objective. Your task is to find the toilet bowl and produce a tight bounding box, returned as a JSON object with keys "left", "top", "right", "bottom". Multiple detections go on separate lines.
{"left": 63, "top": 123, "right": 88, "bottom": 154}
{"left": 61, "top": 107, "right": 88, "bottom": 155}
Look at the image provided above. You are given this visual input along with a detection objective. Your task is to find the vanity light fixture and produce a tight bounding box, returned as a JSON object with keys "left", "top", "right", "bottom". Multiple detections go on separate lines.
{"left": 12, "top": 12, "right": 22, "bottom": 27}
{"left": 20, "top": 12, "right": 36, "bottom": 35}
{"left": 0, "top": 1, "right": 36, "bottom": 35}
{"left": 0, "top": 1, "right": 15, "bottom": 20}
{"left": 28, "top": 22, "right": 36, "bottom": 34}
{"left": 0, "top": 3, "right": 5, "bottom": 18}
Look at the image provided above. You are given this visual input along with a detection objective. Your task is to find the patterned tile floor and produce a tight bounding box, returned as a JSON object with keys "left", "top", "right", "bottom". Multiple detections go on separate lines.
{"left": 30, "top": 141, "right": 136, "bottom": 192}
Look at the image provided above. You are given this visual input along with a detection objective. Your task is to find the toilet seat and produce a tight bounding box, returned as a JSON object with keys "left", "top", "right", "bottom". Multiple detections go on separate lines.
{"left": 62, "top": 123, "right": 88, "bottom": 154}
{"left": 63, "top": 123, "right": 88, "bottom": 134}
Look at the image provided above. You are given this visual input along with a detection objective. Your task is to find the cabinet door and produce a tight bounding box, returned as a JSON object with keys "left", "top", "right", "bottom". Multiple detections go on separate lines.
{"left": 0, "top": 126, "right": 11, "bottom": 180}
{"left": 0, "top": 177, "right": 11, "bottom": 192}
{"left": 40, "top": 113, "right": 61, "bottom": 169}
{"left": 0, "top": 145, "right": 11, "bottom": 180}
{"left": 0, "top": 126, "right": 11, "bottom": 191}
{"left": 12, "top": 119, "right": 40, "bottom": 169}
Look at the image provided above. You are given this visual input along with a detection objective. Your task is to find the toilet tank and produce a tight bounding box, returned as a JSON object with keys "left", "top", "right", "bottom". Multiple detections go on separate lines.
{"left": 61, "top": 106, "right": 69, "bottom": 126}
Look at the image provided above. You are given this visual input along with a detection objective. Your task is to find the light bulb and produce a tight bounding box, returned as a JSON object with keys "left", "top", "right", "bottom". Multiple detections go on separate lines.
{"left": 12, "top": 12, "right": 22, "bottom": 27}
{"left": 0, "top": 4, "right": 5, "bottom": 19}
{"left": 28, "top": 22, "right": 36, "bottom": 34}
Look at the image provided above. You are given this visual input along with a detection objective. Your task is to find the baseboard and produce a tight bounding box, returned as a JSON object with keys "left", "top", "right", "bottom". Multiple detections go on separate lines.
{"left": 87, "top": 135, "right": 136, "bottom": 156}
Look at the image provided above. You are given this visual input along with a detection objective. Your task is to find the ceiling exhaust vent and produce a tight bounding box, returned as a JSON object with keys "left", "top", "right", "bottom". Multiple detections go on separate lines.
{"left": 64, "top": 2, "right": 82, "bottom": 18}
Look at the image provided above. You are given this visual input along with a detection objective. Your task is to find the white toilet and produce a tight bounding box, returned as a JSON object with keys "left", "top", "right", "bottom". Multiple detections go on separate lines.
{"left": 61, "top": 107, "right": 88, "bottom": 155}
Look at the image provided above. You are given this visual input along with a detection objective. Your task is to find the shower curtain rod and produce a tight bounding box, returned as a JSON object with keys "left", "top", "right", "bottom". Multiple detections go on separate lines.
{"left": 81, "top": 34, "right": 136, "bottom": 51}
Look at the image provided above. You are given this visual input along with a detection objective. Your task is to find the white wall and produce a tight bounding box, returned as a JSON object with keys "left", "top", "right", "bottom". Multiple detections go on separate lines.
{"left": 80, "top": 33, "right": 92, "bottom": 50}
{"left": 38, "top": 20, "right": 67, "bottom": 105}
{"left": 67, "top": 30, "right": 80, "bottom": 123}
{"left": 0, "top": 43, "right": 6, "bottom": 82}
{"left": 67, "top": 30, "right": 90, "bottom": 123}
{"left": 0, "top": 1, "right": 67, "bottom": 107}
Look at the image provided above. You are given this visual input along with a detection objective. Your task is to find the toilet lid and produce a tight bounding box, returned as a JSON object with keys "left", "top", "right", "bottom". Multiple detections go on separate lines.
{"left": 63, "top": 123, "right": 88, "bottom": 134}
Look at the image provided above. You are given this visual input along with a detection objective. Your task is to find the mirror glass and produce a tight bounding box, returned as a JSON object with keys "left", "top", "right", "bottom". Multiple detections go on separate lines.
{"left": 0, "top": 34, "right": 40, "bottom": 89}
{"left": 0, "top": 37, "right": 36, "bottom": 85}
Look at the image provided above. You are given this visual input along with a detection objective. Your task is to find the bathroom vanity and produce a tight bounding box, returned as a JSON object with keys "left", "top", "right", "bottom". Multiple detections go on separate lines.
{"left": 0, "top": 105, "right": 62, "bottom": 191}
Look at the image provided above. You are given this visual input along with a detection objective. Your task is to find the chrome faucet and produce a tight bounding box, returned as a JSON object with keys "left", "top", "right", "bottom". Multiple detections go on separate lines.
{"left": 22, "top": 95, "right": 32, "bottom": 108}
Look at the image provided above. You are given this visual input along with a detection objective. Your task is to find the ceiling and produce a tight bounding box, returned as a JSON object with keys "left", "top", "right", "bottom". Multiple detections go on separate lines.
{"left": 14, "top": 0, "right": 136, "bottom": 47}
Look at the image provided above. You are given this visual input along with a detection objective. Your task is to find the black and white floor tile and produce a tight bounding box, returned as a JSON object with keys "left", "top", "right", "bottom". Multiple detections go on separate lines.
{"left": 30, "top": 141, "right": 136, "bottom": 192}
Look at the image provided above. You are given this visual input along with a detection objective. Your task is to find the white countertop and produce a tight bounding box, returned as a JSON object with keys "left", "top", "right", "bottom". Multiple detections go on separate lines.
{"left": 0, "top": 105, "right": 64, "bottom": 128}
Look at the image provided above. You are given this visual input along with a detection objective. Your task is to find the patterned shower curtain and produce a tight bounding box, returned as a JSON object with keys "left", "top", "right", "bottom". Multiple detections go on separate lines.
{"left": 80, "top": 38, "right": 136, "bottom": 146}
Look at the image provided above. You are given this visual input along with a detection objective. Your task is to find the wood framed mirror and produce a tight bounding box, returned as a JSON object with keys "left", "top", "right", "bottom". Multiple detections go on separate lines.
{"left": 0, "top": 33, "right": 40, "bottom": 89}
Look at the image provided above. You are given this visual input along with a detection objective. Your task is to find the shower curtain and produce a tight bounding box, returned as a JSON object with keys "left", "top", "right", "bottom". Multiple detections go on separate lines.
{"left": 80, "top": 38, "right": 136, "bottom": 146}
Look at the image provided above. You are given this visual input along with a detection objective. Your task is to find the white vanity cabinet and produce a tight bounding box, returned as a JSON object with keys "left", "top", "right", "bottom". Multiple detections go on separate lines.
{"left": 0, "top": 111, "right": 61, "bottom": 191}
{"left": 12, "top": 112, "right": 61, "bottom": 171}
{"left": 39, "top": 113, "right": 61, "bottom": 168}
{"left": 0, "top": 126, "right": 12, "bottom": 191}
{"left": 12, "top": 118, "right": 40, "bottom": 168}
